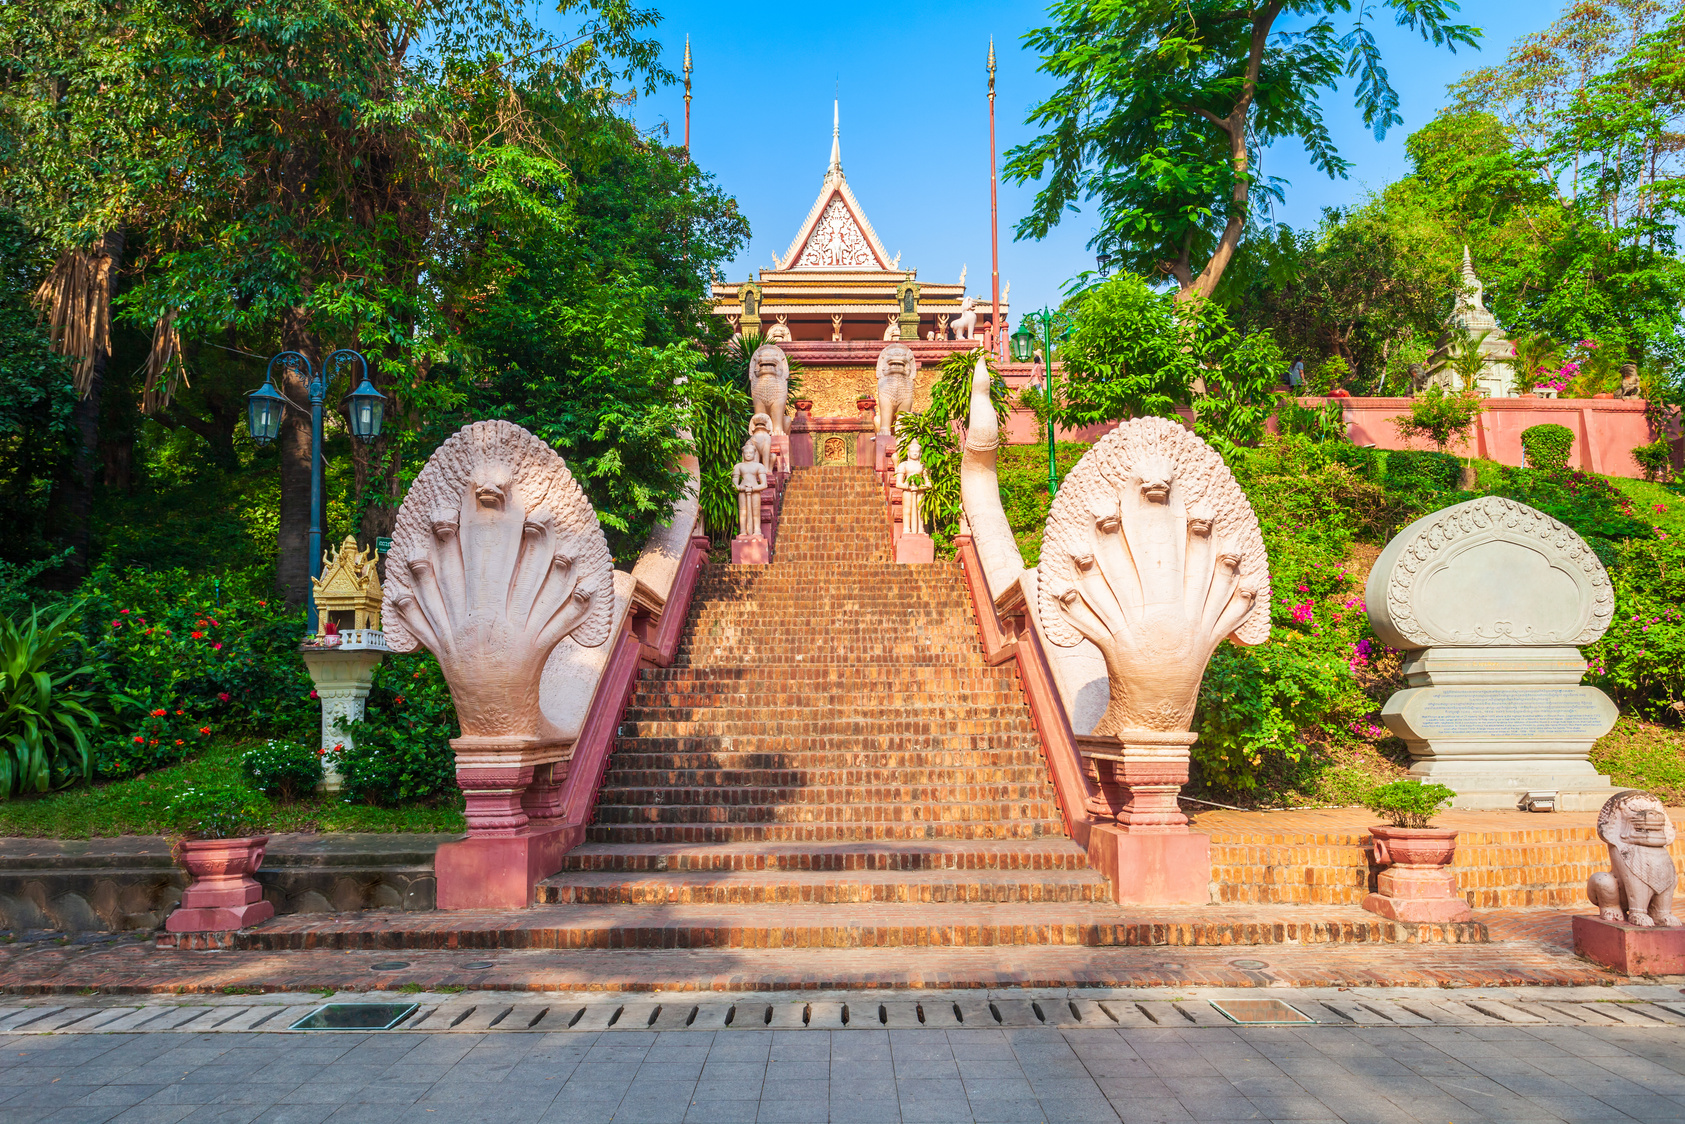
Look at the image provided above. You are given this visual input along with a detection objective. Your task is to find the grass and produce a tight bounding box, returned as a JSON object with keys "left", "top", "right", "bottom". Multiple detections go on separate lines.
{"left": 996, "top": 442, "right": 1091, "bottom": 566}
{"left": 0, "top": 738, "right": 466, "bottom": 839}
{"left": 1606, "top": 476, "right": 1685, "bottom": 536}
{"left": 1591, "top": 717, "right": 1685, "bottom": 804}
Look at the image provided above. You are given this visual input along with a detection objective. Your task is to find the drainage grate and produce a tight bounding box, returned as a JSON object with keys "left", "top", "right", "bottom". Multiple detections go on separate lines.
{"left": 1209, "top": 999, "right": 1314, "bottom": 1025}
{"left": 369, "top": 961, "right": 411, "bottom": 971}
{"left": 289, "top": 1003, "right": 419, "bottom": 1031}
{"left": 460, "top": 961, "right": 496, "bottom": 970}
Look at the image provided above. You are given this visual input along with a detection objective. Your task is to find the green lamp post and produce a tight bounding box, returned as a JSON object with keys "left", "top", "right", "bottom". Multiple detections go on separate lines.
{"left": 1010, "top": 309, "right": 1072, "bottom": 498}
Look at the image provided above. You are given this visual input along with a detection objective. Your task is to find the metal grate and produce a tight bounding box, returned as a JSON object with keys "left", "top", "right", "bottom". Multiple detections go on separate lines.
{"left": 289, "top": 1003, "right": 418, "bottom": 1031}
{"left": 1209, "top": 999, "right": 1315, "bottom": 1025}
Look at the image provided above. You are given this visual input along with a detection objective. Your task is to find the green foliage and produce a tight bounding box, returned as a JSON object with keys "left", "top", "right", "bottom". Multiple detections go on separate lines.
{"left": 1392, "top": 385, "right": 1483, "bottom": 455}
{"left": 241, "top": 738, "right": 324, "bottom": 803}
{"left": 1275, "top": 397, "right": 1348, "bottom": 444}
{"left": 1362, "top": 780, "right": 1455, "bottom": 828}
{"left": 892, "top": 348, "right": 1011, "bottom": 552}
{"left": 340, "top": 653, "right": 459, "bottom": 806}
{"left": 0, "top": 603, "right": 97, "bottom": 798}
{"left": 1587, "top": 535, "right": 1685, "bottom": 719}
{"left": 1305, "top": 356, "right": 1350, "bottom": 396}
{"left": 1591, "top": 718, "right": 1685, "bottom": 805}
{"left": 1520, "top": 424, "right": 1575, "bottom": 475}
{"left": 1196, "top": 641, "right": 1358, "bottom": 792}
{"left": 164, "top": 783, "right": 270, "bottom": 840}
{"left": 1632, "top": 440, "right": 1675, "bottom": 483}
{"left": 1004, "top": 0, "right": 1478, "bottom": 298}
{"left": 105, "top": 705, "right": 212, "bottom": 780}
{"left": 995, "top": 443, "right": 1092, "bottom": 566}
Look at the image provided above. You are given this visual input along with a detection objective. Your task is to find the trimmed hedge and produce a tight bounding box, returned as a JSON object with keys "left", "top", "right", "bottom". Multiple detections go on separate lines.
{"left": 1521, "top": 423, "right": 1574, "bottom": 475}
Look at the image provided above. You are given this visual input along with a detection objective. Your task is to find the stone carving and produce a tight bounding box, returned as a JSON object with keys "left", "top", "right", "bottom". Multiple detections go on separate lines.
{"left": 766, "top": 315, "right": 792, "bottom": 343}
{"left": 822, "top": 436, "right": 846, "bottom": 463}
{"left": 937, "top": 314, "right": 949, "bottom": 339}
{"left": 1588, "top": 790, "right": 1680, "bottom": 927}
{"left": 951, "top": 296, "right": 978, "bottom": 341}
{"left": 733, "top": 441, "right": 768, "bottom": 537}
{"left": 875, "top": 344, "right": 917, "bottom": 436}
{"left": 894, "top": 440, "right": 929, "bottom": 535}
{"left": 749, "top": 413, "right": 774, "bottom": 473}
{"left": 797, "top": 198, "right": 876, "bottom": 268}
{"left": 1617, "top": 362, "right": 1642, "bottom": 399}
{"left": 1367, "top": 496, "right": 1620, "bottom": 809}
{"left": 310, "top": 535, "right": 383, "bottom": 639}
{"left": 749, "top": 344, "right": 790, "bottom": 436}
{"left": 1039, "top": 416, "right": 1270, "bottom": 734}
{"left": 831, "top": 313, "right": 842, "bottom": 342}
{"left": 959, "top": 356, "right": 1024, "bottom": 594}
{"left": 384, "top": 420, "right": 614, "bottom": 741}
{"left": 882, "top": 314, "right": 899, "bottom": 341}
{"left": 1367, "top": 496, "right": 1614, "bottom": 650}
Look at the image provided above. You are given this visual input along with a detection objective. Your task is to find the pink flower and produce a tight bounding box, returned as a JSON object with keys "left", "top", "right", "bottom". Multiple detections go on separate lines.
{"left": 1291, "top": 601, "right": 1315, "bottom": 625}
{"left": 213, "top": 643, "right": 222, "bottom": 650}
{"left": 217, "top": 692, "right": 231, "bottom": 703}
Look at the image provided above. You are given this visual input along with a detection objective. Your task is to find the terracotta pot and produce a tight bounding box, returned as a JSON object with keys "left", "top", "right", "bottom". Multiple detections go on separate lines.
{"left": 856, "top": 397, "right": 876, "bottom": 412}
{"left": 793, "top": 399, "right": 813, "bottom": 413}
{"left": 165, "top": 835, "right": 276, "bottom": 933}
{"left": 1329, "top": 388, "right": 1351, "bottom": 398}
{"left": 1369, "top": 825, "right": 1458, "bottom": 867}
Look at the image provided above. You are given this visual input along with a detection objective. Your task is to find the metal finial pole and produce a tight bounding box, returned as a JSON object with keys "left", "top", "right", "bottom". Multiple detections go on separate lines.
{"left": 683, "top": 35, "right": 692, "bottom": 153}
{"left": 988, "top": 37, "right": 1000, "bottom": 361}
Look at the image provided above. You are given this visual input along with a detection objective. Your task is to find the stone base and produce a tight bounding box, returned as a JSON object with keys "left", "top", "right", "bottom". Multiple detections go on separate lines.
{"left": 1409, "top": 767, "right": 1616, "bottom": 811}
{"left": 435, "top": 822, "right": 576, "bottom": 910}
{"left": 895, "top": 533, "right": 934, "bottom": 564}
{"left": 164, "top": 899, "right": 274, "bottom": 933}
{"left": 1086, "top": 826, "right": 1210, "bottom": 906}
{"left": 873, "top": 434, "right": 895, "bottom": 474}
{"left": 1362, "top": 869, "right": 1473, "bottom": 923}
{"left": 731, "top": 534, "right": 770, "bottom": 565}
{"left": 1572, "top": 914, "right": 1685, "bottom": 975}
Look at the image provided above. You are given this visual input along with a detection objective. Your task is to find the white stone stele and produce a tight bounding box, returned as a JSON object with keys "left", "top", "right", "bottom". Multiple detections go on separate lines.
{"left": 300, "top": 640, "right": 387, "bottom": 793}
{"left": 1366, "top": 496, "right": 1618, "bottom": 810}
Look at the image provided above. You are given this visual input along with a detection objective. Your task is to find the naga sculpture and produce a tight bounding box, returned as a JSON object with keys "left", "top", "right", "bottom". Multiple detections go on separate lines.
{"left": 950, "top": 296, "right": 978, "bottom": 341}
{"left": 749, "top": 344, "right": 790, "bottom": 437}
{"left": 384, "top": 420, "right": 614, "bottom": 832}
{"left": 1588, "top": 790, "right": 1680, "bottom": 927}
{"left": 1038, "top": 416, "right": 1271, "bottom": 829}
{"left": 875, "top": 343, "right": 917, "bottom": 437}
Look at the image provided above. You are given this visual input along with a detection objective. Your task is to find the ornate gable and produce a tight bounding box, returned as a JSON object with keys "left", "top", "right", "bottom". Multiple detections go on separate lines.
{"left": 794, "top": 195, "right": 881, "bottom": 269}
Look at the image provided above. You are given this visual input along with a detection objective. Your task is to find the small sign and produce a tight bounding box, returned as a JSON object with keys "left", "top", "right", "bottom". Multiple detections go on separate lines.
{"left": 375, "top": 537, "right": 392, "bottom": 554}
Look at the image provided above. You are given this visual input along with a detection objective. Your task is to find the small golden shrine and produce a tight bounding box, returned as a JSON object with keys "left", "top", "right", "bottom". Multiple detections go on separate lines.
{"left": 311, "top": 536, "right": 383, "bottom": 637}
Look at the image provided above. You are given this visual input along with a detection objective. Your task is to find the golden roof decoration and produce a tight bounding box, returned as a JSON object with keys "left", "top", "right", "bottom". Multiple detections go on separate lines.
{"left": 311, "top": 535, "right": 383, "bottom": 636}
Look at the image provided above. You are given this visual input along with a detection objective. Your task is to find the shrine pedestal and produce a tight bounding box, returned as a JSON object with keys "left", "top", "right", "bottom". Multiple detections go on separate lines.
{"left": 895, "top": 532, "right": 934, "bottom": 564}
{"left": 436, "top": 823, "right": 576, "bottom": 909}
{"left": 1573, "top": 915, "right": 1685, "bottom": 976}
{"left": 1086, "top": 826, "right": 1211, "bottom": 906}
{"left": 732, "top": 534, "right": 770, "bottom": 565}
{"left": 301, "top": 640, "right": 387, "bottom": 793}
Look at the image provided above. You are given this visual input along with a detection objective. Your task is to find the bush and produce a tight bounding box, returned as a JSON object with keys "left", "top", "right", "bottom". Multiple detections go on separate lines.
{"left": 1587, "top": 536, "right": 1685, "bottom": 720}
{"left": 1391, "top": 385, "right": 1482, "bottom": 454}
{"left": 1520, "top": 423, "right": 1574, "bottom": 475}
{"left": 340, "top": 653, "right": 460, "bottom": 805}
{"left": 101, "top": 705, "right": 213, "bottom": 779}
{"left": 242, "top": 738, "right": 324, "bottom": 802}
{"left": 1363, "top": 780, "right": 1455, "bottom": 828}
{"left": 166, "top": 782, "right": 271, "bottom": 839}
{"left": 1632, "top": 440, "right": 1674, "bottom": 483}
{"left": 0, "top": 603, "right": 98, "bottom": 797}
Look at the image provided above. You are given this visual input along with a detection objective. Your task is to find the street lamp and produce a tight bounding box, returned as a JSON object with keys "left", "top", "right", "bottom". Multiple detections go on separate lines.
{"left": 246, "top": 347, "right": 387, "bottom": 635}
{"left": 1013, "top": 308, "right": 1072, "bottom": 498}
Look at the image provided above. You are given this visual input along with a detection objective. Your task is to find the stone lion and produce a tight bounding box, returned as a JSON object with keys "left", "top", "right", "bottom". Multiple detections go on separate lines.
{"left": 1587, "top": 789, "right": 1680, "bottom": 927}
{"left": 875, "top": 344, "right": 917, "bottom": 437}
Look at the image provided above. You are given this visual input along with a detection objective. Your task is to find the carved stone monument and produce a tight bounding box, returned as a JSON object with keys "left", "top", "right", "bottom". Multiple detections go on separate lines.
{"left": 893, "top": 439, "right": 933, "bottom": 564}
{"left": 384, "top": 420, "right": 614, "bottom": 906}
{"left": 731, "top": 440, "right": 770, "bottom": 565}
{"left": 1366, "top": 496, "right": 1619, "bottom": 809}
{"left": 950, "top": 296, "right": 978, "bottom": 341}
{"left": 875, "top": 344, "right": 916, "bottom": 437}
{"left": 1038, "top": 416, "right": 1271, "bottom": 834}
{"left": 1572, "top": 789, "right": 1685, "bottom": 974}
{"left": 749, "top": 344, "right": 790, "bottom": 437}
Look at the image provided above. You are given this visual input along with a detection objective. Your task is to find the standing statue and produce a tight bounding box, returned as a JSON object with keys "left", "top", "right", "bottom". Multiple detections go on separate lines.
{"left": 882, "top": 313, "right": 899, "bottom": 342}
{"left": 749, "top": 344, "right": 790, "bottom": 436}
{"left": 1617, "top": 362, "right": 1643, "bottom": 399}
{"left": 1588, "top": 790, "right": 1680, "bottom": 927}
{"left": 875, "top": 343, "right": 917, "bottom": 437}
{"left": 894, "top": 440, "right": 929, "bottom": 535}
{"left": 732, "top": 441, "right": 768, "bottom": 538}
{"left": 749, "top": 413, "right": 774, "bottom": 473}
{"left": 950, "top": 296, "right": 978, "bottom": 341}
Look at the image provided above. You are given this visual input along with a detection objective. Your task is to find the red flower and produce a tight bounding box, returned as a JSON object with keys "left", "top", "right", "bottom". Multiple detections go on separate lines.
{"left": 195, "top": 619, "right": 206, "bottom": 628}
{"left": 198, "top": 727, "right": 211, "bottom": 735}
{"left": 191, "top": 631, "right": 203, "bottom": 640}
{"left": 309, "top": 690, "right": 319, "bottom": 699}
{"left": 133, "top": 736, "right": 144, "bottom": 745}
{"left": 218, "top": 693, "right": 231, "bottom": 703}
{"left": 213, "top": 643, "right": 222, "bottom": 651}
{"left": 119, "top": 609, "right": 129, "bottom": 614}
{"left": 258, "top": 601, "right": 268, "bottom": 607}
{"left": 150, "top": 708, "right": 167, "bottom": 717}
{"left": 174, "top": 739, "right": 184, "bottom": 746}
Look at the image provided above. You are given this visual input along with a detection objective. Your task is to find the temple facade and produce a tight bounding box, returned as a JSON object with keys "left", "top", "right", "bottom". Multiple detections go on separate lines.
{"left": 711, "top": 105, "right": 1018, "bottom": 432}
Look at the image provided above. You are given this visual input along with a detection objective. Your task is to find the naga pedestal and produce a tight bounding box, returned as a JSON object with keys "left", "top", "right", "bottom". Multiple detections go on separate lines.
{"left": 1076, "top": 733, "right": 1210, "bottom": 905}
{"left": 435, "top": 737, "right": 575, "bottom": 910}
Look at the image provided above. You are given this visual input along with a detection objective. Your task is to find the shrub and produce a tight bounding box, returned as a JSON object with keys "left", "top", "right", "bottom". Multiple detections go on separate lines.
{"left": 101, "top": 705, "right": 213, "bottom": 779}
{"left": 1391, "top": 385, "right": 1482, "bottom": 454}
{"left": 340, "top": 653, "right": 460, "bottom": 806}
{"left": 0, "top": 603, "right": 98, "bottom": 797}
{"left": 166, "top": 783, "right": 271, "bottom": 839}
{"left": 242, "top": 738, "right": 324, "bottom": 802}
{"left": 1520, "top": 423, "right": 1574, "bottom": 475}
{"left": 1305, "top": 355, "right": 1350, "bottom": 396}
{"left": 1632, "top": 440, "right": 1674, "bottom": 483}
{"left": 1587, "top": 536, "right": 1685, "bottom": 720}
{"left": 1363, "top": 780, "right": 1455, "bottom": 828}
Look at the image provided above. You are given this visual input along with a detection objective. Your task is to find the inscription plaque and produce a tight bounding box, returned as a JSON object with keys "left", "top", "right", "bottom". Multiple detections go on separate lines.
{"left": 1411, "top": 687, "right": 1615, "bottom": 739}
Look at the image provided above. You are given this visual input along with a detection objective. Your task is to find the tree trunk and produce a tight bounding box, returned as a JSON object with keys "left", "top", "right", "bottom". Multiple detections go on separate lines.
{"left": 276, "top": 307, "right": 318, "bottom": 606}
{"left": 52, "top": 228, "right": 125, "bottom": 578}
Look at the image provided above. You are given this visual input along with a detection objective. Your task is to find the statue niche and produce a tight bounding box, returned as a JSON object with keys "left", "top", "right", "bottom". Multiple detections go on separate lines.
{"left": 749, "top": 343, "right": 791, "bottom": 437}
{"left": 1588, "top": 790, "right": 1680, "bottom": 927}
{"left": 875, "top": 344, "right": 917, "bottom": 437}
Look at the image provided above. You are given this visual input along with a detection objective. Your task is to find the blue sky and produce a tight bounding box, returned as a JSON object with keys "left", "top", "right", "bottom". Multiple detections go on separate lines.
{"left": 598, "top": 1, "right": 1562, "bottom": 318}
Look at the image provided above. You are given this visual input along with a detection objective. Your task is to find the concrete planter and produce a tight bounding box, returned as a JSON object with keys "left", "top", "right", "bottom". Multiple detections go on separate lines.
{"left": 1363, "top": 826, "right": 1472, "bottom": 923}
{"left": 164, "top": 837, "right": 276, "bottom": 933}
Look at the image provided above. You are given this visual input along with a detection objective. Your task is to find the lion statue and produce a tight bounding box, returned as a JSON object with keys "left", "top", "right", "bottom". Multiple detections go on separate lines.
{"left": 748, "top": 343, "right": 790, "bottom": 436}
{"left": 1587, "top": 789, "right": 1680, "bottom": 927}
{"left": 875, "top": 344, "right": 917, "bottom": 437}
{"left": 950, "top": 296, "right": 978, "bottom": 341}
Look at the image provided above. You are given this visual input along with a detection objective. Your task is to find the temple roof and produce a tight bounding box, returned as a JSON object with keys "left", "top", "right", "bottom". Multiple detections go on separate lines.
{"left": 773, "top": 103, "right": 895, "bottom": 272}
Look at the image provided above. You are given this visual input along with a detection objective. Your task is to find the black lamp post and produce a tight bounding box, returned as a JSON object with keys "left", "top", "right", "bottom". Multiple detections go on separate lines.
{"left": 1010, "top": 309, "right": 1072, "bottom": 498}
{"left": 246, "top": 348, "right": 387, "bottom": 635}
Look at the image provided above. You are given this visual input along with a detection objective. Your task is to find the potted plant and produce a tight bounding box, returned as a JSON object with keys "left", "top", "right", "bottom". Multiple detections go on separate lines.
{"left": 856, "top": 394, "right": 876, "bottom": 413}
{"left": 1360, "top": 780, "right": 1471, "bottom": 922}
{"left": 792, "top": 398, "right": 814, "bottom": 413}
{"left": 163, "top": 782, "right": 277, "bottom": 933}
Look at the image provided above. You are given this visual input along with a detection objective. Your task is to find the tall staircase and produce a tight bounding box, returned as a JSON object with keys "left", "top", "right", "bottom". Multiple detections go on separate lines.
{"left": 538, "top": 465, "right": 1117, "bottom": 939}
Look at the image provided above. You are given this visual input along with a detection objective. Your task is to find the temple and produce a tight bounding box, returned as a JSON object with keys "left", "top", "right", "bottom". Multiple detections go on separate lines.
{"left": 711, "top": 104, "right": 1016, "bottom": 433}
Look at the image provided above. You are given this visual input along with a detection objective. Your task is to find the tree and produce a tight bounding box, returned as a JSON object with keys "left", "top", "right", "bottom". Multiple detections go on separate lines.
{"left": 1003, "top": 0, "right": 1480, "bottom": 301}
{"left": 1392, "top": 384, "right": 1482, "bottom": 454}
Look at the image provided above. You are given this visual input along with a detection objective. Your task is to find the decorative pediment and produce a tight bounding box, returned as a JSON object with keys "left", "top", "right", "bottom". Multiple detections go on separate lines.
{"left": 788, "top": 192, "right": 889, "bottom": 270}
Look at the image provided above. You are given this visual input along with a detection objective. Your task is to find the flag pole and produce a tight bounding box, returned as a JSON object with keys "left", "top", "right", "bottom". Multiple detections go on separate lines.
{"left": 988, "top": 38, "right": 1001, "bottom": 360}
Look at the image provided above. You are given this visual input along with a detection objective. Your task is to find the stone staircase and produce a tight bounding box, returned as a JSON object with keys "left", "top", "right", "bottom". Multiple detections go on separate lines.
{"left": 536, "top": 465, "right": 1115, "bottom": 936}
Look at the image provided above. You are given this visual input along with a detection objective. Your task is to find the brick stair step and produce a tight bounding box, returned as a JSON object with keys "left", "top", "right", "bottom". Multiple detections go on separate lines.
{"left": 590, "top": 799, "right": 1063, "bottom": 825}
{"left": 586, "top": 822, "right": 1067, "bottom": 844}
{"left": 596, "top": 784, "right": 1055, "bottom": 807}
{"left": 537, "top": 868, "right": 1112, "bottom": 905}
{"left": 232, "top": 903, "right": 1488, "bottom": 951}
{"left": 556, "top": 840, "right": 1098, "bottom": 873}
